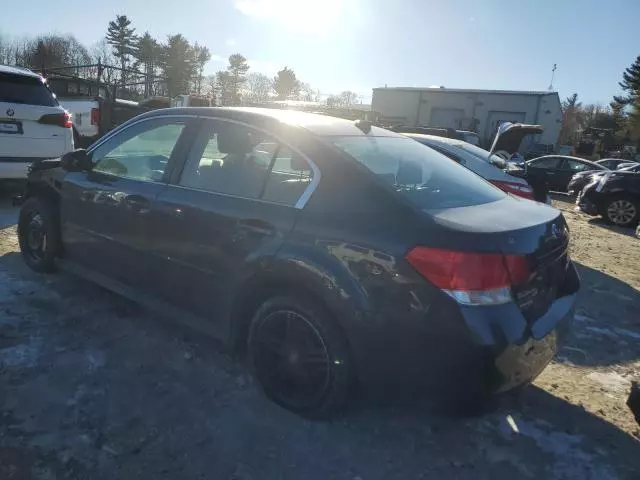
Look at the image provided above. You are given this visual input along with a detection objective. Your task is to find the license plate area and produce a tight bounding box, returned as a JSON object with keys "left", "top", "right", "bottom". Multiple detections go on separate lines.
{"left": 0, "top": 120, "right": 23, "bottom": 135}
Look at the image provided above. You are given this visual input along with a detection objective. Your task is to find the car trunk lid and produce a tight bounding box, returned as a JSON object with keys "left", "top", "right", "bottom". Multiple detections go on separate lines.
{"left": 489, "top": 123, "right": 545, "bottom": 156}
{"left": 426, "top": 196, "right": 570, "bottom": 322}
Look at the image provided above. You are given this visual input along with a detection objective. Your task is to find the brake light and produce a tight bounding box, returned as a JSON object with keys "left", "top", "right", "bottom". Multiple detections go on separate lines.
{"left": 91, "top": 107, "right": 100, "bottom": 125}
{"left": 38, "top": 111, "right": 72, "bottom": 129}
{"left": 405, "top": 247, "right": 529, "bottom": 306}
{"left": 491, "top": 180, "right": 534, "bottom": 200}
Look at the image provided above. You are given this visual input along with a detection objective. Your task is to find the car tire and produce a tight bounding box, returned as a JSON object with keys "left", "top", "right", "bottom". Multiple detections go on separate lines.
{"left": 248, "top": 294, "right": 353, "bottom": 418}
{"left": 17, "top": 196, "right": 60, "bottom": 273}
{"left": 604, "top": 195, "right": 639, "bottom": 227}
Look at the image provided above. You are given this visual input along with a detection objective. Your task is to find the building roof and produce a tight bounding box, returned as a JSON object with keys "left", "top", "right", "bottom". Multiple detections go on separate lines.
{"left": 0, "top": 64, "right": 41, "bottom": 78}
{"left": 373, "top": 86, "right": 557, "bottom": 96}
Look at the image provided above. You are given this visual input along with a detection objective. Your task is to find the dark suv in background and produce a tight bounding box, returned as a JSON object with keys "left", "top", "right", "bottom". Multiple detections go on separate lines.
{"left": 17, "top": 108, "right": 579, "bottom": 417}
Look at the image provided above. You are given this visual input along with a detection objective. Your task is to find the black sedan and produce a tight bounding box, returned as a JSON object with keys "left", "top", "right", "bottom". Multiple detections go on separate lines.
{"left": 17, "top": 108, "right": 579, "bottom": 417}
{"left": 577, "top": 165, "right": 640, "bottom": 227}
{"left": 524, "top": 155, "right": 607, "bottom": 192}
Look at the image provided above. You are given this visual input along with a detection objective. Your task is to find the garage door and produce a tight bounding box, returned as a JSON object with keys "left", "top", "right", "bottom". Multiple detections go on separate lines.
{"left": 485, "top": 111, "right": 526, "bottom": 143}
{"left": 429, "top": 108, "right": 464, "bottom": 129}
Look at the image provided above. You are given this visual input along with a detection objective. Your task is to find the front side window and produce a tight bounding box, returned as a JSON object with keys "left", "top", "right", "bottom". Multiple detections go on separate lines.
{"left": 565, "top": 160, "right": 589, "bottom": 172}
{"left": 331, "top": 136, "right": 505, "bottom": 209}
{"left": 91, "top": 120, "right": 186, "bottom": 182}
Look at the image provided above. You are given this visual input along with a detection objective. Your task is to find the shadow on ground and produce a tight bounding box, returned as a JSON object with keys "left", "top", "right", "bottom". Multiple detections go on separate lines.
{"left": 559, "top": 262, "right": 640, "bottom": 367}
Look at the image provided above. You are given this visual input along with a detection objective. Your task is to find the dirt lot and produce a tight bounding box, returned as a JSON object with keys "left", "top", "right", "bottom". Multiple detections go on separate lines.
{"left": 1, "top": 194, "right": 639, "bottom": 480}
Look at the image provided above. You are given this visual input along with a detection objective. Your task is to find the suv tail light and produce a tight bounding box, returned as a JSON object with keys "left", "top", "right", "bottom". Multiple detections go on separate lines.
{"left": 491, "top": 180, "right": 534, "bottom": 200}
{"left": 91, "top": 107, "right": 100, "bottom": 126}
{"left": 406, "top": 247, "right": 529, "bottom": 306}
{"left": 38, "top": 111, "right": 72, "bottom": 129}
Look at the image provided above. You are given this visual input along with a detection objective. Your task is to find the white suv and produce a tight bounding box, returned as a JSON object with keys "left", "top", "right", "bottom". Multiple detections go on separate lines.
{"left": 0, "top": 65, "right": 74, "bottom": 180}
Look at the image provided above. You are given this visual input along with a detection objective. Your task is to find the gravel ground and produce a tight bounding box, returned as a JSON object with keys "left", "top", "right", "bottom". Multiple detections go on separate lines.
{"left": 1, "top": 194, "right": 639, "bottom": 480}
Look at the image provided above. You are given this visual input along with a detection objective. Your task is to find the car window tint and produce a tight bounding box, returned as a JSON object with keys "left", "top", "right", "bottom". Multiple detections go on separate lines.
{"left": 331, "top": 136, "right": 505, "bottom": 209}
{"left": 180, "top": 120, "right": 271, "bottom": 199}
{"left": 530, "top": 157, "right": 561, "bottom": 169}
{"left": 423, "top": 143, "right": 466, "bottom": 165}
{"left": 0, "top": 73, "right": 58, "bottom": 106}
{"left": 92, "top": 121, "right": 185, "bottom": 182}
{"left": 262, "top": 147, "right": 314, "bottom": 205}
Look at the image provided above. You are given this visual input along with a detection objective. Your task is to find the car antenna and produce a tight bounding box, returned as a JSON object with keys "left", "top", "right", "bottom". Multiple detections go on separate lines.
{"left": 355, "top": 113, "right": 372, "bottom": 134}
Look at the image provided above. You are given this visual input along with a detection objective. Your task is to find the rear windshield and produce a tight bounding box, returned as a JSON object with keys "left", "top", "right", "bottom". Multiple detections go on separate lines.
{"left": 456, "top": 142, "right": 505, "bottom": 166}
{"left": 331, "top": 136, "right": 505, "bottom": 209}
{"left": 0, "top": 73, "right": 58, "bottom": 106}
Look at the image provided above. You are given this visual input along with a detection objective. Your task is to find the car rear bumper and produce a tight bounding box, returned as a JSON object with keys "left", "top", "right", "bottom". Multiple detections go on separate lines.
{"left": 350, "top": 261, "right": 579, "bottom": 401}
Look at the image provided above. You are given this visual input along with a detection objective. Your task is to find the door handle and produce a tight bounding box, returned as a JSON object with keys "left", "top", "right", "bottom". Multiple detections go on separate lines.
{"left": 125, "top": 195, "right": 151, "bottom": 214}
{"left": 547, "top": 172, "right": 556, "bottom": 175}
{"left": 238, "top": 218, "right": 275, "bottom": 236}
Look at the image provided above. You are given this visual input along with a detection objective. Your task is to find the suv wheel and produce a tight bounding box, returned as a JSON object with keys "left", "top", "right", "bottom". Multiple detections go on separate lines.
{"left": 18, "top": 197, "right": 60, "bottom": 272}
{"left": 605, "top": 195, "right": 639, "bottom": 227}
{"left": 248, "top": 295, "right": 352, "bottom": 418}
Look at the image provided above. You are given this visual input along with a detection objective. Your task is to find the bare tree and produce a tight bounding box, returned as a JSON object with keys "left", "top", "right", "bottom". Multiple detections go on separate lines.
{"left": 244, "top": 72, "right": 272, "bottom": 104}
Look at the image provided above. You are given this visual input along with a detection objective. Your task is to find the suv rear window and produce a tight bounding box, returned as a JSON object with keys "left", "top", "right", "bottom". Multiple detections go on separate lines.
{"left": 0, "top": 73, "right": 58, "bottom": 106}
{"left": 331, "top": 136, "right": 505, "bottom": 209}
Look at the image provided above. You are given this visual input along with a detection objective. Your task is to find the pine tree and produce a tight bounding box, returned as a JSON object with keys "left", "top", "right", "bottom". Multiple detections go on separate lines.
{"left": 105, "top": 15, "right": 138, "bottom": 85}
{"left": 135, "top": 32, "right": 160, "bottom": 96}
{"left": 613, "top": 55, "right": 640, "bottom": 107}
{"left": 273, "top": 67, "right": 300, "bottom": 100}
{"left": 226, "top": 54, "right": 250, "bottom": 105}
{"left": 160, "top": 34, "right": 196, "bottom": 97}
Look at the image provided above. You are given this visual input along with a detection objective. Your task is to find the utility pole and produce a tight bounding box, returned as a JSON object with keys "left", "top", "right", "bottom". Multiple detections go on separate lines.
{"left": 548, "top": 64, "right": 557, "bottom": 91}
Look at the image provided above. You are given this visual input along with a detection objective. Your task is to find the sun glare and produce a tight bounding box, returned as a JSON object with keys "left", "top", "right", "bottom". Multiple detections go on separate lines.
{"left": 234, "top": 0, "right": 349, "bottom": 33}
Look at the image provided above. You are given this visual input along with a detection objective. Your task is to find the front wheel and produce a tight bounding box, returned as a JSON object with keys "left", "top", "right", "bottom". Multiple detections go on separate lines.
{"left": 604, "top": 195, "right": 639, "bottom": 227}
{"left": 248, "top": 295, "right": 353, "bottom": 418}
{"left": 18, "top": 197, "right": 60, "bottom": 273}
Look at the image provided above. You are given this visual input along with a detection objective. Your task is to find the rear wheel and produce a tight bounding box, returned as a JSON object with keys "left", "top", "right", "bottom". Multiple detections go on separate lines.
{"left": 248, "top": 295, "right": 352, "bottom": 418}
{"left": 604, "top": 195, "right": 639, "bottom": 227}
{"left": 18, "top": 197, "right": 60, "bottom": 273}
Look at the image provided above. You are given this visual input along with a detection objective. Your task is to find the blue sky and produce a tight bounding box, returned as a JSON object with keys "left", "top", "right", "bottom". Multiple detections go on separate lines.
{"left": 2, "top": 0, "right": 639, "bottom": 103}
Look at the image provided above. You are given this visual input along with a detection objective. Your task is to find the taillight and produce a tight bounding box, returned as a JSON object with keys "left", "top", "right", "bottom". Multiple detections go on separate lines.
{"left": 91, "top": 107, "right": 100, "bottom": 125}
{"left": 38, "top": 111, "right": 72, "bottom": 129}
{"left": 405, "top": 247, "right": 529, "bottom": 306}
{"left": 491, "top": 180, "right": 534, "bottom": 200}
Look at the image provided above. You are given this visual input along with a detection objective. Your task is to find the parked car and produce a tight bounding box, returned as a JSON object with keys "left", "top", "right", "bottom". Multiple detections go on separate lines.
{"left": 522, "top": 156, "right": 607, "bottom": 193}
{"left": 402, "top": 134, "right": 537, "bottom": 201}
{"left": 569, "top": 163, "right": 640, "bottom": 196}
{"left": 597, "top": 158, "right": 629, "bottom": 170}
{"left": 16, "top": 108, "right": 579, "bottom": 417}
{"left": 0, "top": 65, "right": 74, "bottom": 181}
{"left": 577, "top": 165, "right": 640, "bottom": 227}
{"left": 388, "top": 125, "right": 480, "bottom": 146}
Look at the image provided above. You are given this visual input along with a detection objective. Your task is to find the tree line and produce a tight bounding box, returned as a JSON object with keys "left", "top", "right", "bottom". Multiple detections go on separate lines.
{"left": 560, "top": 55, "right": 640, "bottom": 146}
{"left": 0, "top": 15, "right": 362, "bottom": 107}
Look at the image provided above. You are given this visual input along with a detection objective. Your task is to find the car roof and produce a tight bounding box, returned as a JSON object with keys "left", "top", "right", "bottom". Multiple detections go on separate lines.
{"left": 139, "top": 107, "right": 401, "bottom": 138}
{"left": 402, "top": 133, "right": 466, "bottom": 146}
{"left": 0, "top": 64, "right": 42, "bottom": 79}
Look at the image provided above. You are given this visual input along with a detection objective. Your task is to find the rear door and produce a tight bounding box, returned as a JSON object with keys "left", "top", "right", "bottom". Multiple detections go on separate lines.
{"left": 0, "top": 72, "right": 70, "bottom": 159}
{"left": 147, "top": 118, "right": 315, "bottom": 337}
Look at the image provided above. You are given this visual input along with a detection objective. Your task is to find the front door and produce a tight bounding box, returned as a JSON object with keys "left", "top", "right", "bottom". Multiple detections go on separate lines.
{"left": 527, "top": 156, "right": 564, "bottom": 192}
{"left": 147, "top": 118, "right": 316, "bottom": 338}
{"left": 60, "top": 117, "right": 194, "bottom": 287}
{"left": 557, "top": 158, "right": 592, "bottom": 192}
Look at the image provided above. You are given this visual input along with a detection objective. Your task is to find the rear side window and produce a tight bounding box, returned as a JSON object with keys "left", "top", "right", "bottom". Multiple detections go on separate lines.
{"left": 331, "top": 136, "right": 505, "bottom": 209}
{"left": 0, "top": 73, "right": 58, "bottom": 106}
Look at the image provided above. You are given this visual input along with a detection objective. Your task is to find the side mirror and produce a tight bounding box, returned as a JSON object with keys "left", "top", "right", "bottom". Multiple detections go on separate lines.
{"left": 61, "top": 149, "right": 92, "bottom": 172}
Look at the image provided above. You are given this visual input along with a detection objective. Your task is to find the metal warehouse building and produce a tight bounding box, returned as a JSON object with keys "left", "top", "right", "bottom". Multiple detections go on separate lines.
{"left": 372, "top": 87, "right": 563, "bottom": 147}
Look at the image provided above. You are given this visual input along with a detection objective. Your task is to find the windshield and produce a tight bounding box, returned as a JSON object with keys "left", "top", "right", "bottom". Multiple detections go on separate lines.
{"left": 331, "top": 136, "right": 505, "bottom": 209}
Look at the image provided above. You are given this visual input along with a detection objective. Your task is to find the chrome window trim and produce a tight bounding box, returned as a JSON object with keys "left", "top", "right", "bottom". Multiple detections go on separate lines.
{"left": 88, "top": 114, "right": 321, "bottom": 210}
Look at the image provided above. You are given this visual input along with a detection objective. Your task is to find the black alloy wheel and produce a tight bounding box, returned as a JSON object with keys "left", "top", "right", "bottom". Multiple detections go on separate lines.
{"left": 18, "top": 197, "right": 59, "bottom": 273}
{"left": 248, "top": 296, "right": 351, "bottom": 418}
